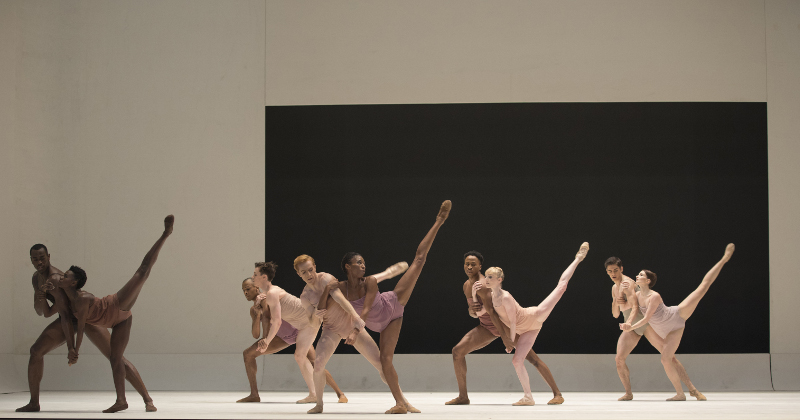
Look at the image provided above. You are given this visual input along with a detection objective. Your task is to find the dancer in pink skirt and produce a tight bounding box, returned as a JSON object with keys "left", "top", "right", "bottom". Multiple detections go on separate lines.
{"left": 620, "top": 243, "right": 735, "bottom": 401}
{"left": 475, "top": 242, "right": 589, "bottom": 406}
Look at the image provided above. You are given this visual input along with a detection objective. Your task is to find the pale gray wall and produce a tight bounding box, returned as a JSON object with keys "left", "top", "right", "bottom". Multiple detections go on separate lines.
{"left": 2, "top": 0, "right": 798, "bottom": 392}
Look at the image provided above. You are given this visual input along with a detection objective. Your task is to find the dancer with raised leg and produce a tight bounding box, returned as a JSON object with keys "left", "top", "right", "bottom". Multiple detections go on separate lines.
{"left": 621, "top": 244, "right": 735, "bottom": 401}
{"left": 311, "top": 200, "right": 451, "bottom": 414}
{"left": 447, "top": 251, "right": 563, "bottom": 405}
{"left": 56, "top": 215, "right": 173, "bottom": 413}
{"left": 17, "top": 245, "right": 155, "bottom": 412}
{"left": 237, "top": 275, "right": 346, "bottom": 404}
{"left": 476, "top": 242, "right": 588, "bottom": 406}
{"left": 605, "top": 257, "right": 704, "bottom": 401}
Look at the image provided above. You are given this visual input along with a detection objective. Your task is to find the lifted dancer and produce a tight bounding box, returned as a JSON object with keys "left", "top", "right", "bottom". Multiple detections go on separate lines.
{"left": 56, "top": 215, "right": 173, "bottom": 413}
{"left": 606, "top": 257, "right": 704, "bottom": 401}
{"left": 237, "top": 276, "right": 346, "bottom": 404}
{"left": 17, "top": 244, "right": 154, "bottom": 413}
{"left": 621, "top": 244, "right": 735, "bottom": 401}
{"left": 477, "top": 243, "right": 588, "bottom": 406}
{"left": 311, "top": 200, "right": 451, "bottom": 414}
{"left": 447, "top": 251, "right": 563, "bottom": 405}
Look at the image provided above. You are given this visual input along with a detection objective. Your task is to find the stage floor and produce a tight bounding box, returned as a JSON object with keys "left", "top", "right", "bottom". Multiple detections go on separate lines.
{"left": 1, "top": 391, "right": 799, "bottom": 419}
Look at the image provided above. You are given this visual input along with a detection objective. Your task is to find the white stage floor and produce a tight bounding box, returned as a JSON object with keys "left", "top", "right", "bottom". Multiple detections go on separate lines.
{"left": 1, "top": 391, "right": 799, "bottom": 419}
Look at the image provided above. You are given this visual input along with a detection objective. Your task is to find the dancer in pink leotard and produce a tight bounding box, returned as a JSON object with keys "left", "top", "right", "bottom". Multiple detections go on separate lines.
{"left": 621, "top": 243, "right": 735, "bottom": 401}
{"left": 475, "top": 242, "right": 589, "bottom": 406}
{"left": 311, "top": 200, "right": 451, "bottom": 414}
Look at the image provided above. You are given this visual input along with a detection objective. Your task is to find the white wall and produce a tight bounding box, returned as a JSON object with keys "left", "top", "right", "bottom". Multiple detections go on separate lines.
{"left": 3, "top": 0, "right": 798, "bottom": 392}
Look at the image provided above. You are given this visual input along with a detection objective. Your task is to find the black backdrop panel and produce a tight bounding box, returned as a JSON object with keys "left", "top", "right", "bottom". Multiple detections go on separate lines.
{"left": 265, "top": 103, "right": 768, "bottom": 354}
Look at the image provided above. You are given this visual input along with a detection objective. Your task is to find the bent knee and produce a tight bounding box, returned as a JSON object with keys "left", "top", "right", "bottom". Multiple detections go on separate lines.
{"left": 380, "top": 354, "right": 394, "bottom": 366}
{"left": 452, "top": 345, "right": 468, "bottom": 359}
{"left": 413, "top": 254, "right": 427, "bottom": 266}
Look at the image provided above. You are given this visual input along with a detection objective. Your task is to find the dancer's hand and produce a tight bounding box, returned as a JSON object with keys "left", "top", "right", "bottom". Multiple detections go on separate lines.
{"left": 251, "top": 305, "right": 262, "bottom": 318}
{"left": 40, "top": 281, "right": 55, "bottom": 292}
{"left": 68, "top": 349, "right": 79, "bottom": 366}
{"left": 257, "top": 338, "right": 269, "bottom": 353}
{"left": 620, "top": 323, "right": 632, "bottom": 332}
{"left": 620, "top": 280, "right": 632, "bottom": 291}
{"left": 344, "top": 329, "right": 358, "bottom": 345}
{"left": 471, "top": 301, "right": 483, "bottom": 313}
{"left": 472, "top": 281, "right": 484, "bottom": 294}
{"left": 502, "top": 338, "right": 515, "bottom": 353}
{"left": 353, "top": 317, "right": 366, "bottom": 331}
{"left": 616, "top": 296, "right": 627, "bottom": 304}
{"left": 314, "top": 308, "right": 327, "bottom": 319}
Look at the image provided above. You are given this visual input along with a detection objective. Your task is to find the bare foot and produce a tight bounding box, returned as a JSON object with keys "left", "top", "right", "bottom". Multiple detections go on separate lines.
{"left": 15, "top": 402, "right": 40, "bottom": 412}
{"left": 164, "top": 214, "right": 174, "bottom": 236}
{"left": 296, "top": 395, "right": 316, "bottom": 404}
{"left": 512, "top": 396, "right": 535, "bottom": 406}
{"left": 690, "top": 389, "right": 707, "bottom": 401}
{"left": 307, "top": 404, "right": 323, "bottom": 414}
{"left": 405, "top": 403, "right": 421, "bottom": 413}
{"left": 145, "top": 401, "right": 157, "bottom": 412}
{"left": 445, "top": 396, "right": 470, "bottom": 405}
{"left": 236, "top": 395, "right": 260, "bottom": 403}
{"left": 666, "top": 394, "right": 686, "bottom": 401}
{"left": 385, "top": 405, "right": 408, "bottom": 414}
{"left": 576, "top": 242, "right": 590, "bottom": 261}
{"left": 547, "top": 395, "right": 564, "bottom": 405}
{"left": 103, "top": 401, "right": 129, "bottom": 413}
{"left": 618, "top": 393, "right": 633, "bottom": 401}
{"left": 722, "top": 243, "right": 735, "bottom": 262}
{"left": 338, "top": 395, "right": 348, "bottom": 403}
{"left": 437, "top": 200, "right": 452, "bottom": 222}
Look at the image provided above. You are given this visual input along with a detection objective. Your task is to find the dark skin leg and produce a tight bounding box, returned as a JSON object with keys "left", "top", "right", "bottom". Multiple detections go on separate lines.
{"left": 238, "top": 338, "right": 291, "bottom": 402}
{"left": 524, "top": 348, "right": 562, "bottom": 401}
{"left": 447, "top": 325, "right": 497, "bottom": 405}
{"left": 116, "top": 215, "right": 173, "bottom": 312}
{"left": 16, "top": 319, "right": 65, "bottom": 412}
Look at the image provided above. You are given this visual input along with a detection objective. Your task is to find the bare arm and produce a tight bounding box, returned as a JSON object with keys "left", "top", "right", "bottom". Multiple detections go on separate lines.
{"left": 478, "top": 288, "right": 515, "bottom": 350}
{"left": 249, "top": 306, "right": 261, "bottom": 339}
{"left": 32, "top": 275, "right": 51, "bottom": 316}
{"left": 502, "top": 293, "right": 518, "bottom": 349}
{"left": 258, "top": 293, "right": 282, "bottom": 350}
{"left": 627, "top": 292, "right": 658, "bottom": 331}
{"left": 611, "top": 284, "right": 621, "bottom": 318}
{"left": 463, "top": 281, "right": 478, "bottom": 318}
{"left": 359, "top": 276, "right": 378, "bottom": 322}
{"left": 68, "top": 295, "right": 90, "bottom": 365}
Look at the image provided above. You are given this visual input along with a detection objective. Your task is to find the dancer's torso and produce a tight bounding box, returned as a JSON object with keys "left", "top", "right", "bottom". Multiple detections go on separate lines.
{"left": 493, "top": 290, "right": 541, "bottom": 335}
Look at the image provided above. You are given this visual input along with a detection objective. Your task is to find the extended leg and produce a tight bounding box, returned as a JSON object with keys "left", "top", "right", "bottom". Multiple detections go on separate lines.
{"left": 84, "top": 324, "right": 155, "bottom": 411}
{"left": 535, "top": 244, "right": 587, "bottom": 323}
{"left": 308, "top": 329, "right": 342, "bottom": 414}
{"left": 394, "top": 200, "right": 450, "bottom": 305}
{"left": 380, "top": 318, "right": 415, "bottom": 414}
{"left": 615, "top": 330, "right": 642, "bottom": 400}
{"left": 237, "top": 338, "right": 290, "bottom": 402}
{"left": 643, "top": 328, "right": 705, "bottom": 400}
{"left": 104, "top": 317, "right": 134, "bottom": 413}
{"left": 447, "top": 326, "right": 497, "bottom": 405}
{"left": 511, "top": 330, "right": 540, "bottom": 405}
{"left": 16, "top": 319, "right": 66, "bottom": 412}
{"left": 304, "top": 346, "right": 347, "bottom": 402}
{"left": 678, "top": 244, "right": 734, "bottom": 320}
{"left": 294, "top": 328, "right": 321, "bottom": 403}
{"left": 116, "top": 215, "right": 174, "bottom": 311}
{"left": 524, "top": 350, "right": 563, "bottom": 403}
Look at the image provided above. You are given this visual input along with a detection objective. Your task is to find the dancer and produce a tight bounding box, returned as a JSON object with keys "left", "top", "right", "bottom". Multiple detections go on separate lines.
{"left": 17, "top": 244, "right": 155, "bottom": 413}
{"left": 476, "top": 242, "right": 588, "bottom": 406}
{"left": 55, "top": 215, "right": 173, "bottom": 413}
{"left": 606, "top": 257, "right": 705, "bottom": 401}
{"left": 310, "top": 199, "right": 451, "bottom": 414}
{"left": 447, "top": 251, "right": 563, "bottom": 405}
{"left": 621, "top": 244, "right": 735, "bottom": 401}
{"left": 237, "top": 276, "right": 347, "bottom": 404}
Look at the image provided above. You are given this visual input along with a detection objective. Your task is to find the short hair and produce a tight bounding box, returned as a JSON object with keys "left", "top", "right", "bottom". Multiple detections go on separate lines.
{"left": 293, "top": 254, "right": 315, "bottom": 271}
{"left": 485, "top": 266, "right": 504, "bottom": 279}
{"left": 341, "top": 252, "right": 361, "bottom": 274}
{"left": 242, "top": 277, "right": 253, "bottom": 284}
{"left": 255, "top": 262, "right": 277, "bottom": 280}
{"left": 643, "top": 270, "right": 657, "bottom": 287}
{"left": 463, "top": 251, "right": 484, "bottom": 265}
{"left": 605, "top": 257, "right": 622, "bottom": 268}
{"left": 30, "top": 244, "right": 48, "bottom": 255}
{"left": 69, "top": 265, "right": 87, "bottom": 289}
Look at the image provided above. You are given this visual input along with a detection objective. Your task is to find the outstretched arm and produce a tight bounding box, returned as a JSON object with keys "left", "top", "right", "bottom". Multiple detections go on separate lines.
{"left": 68, "top": 296, "right": 90, "bottom": 365}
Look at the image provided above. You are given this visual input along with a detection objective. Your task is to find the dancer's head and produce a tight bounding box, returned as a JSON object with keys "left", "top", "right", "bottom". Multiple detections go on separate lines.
{"left": 241, "top": 277, "right": 260, "bottom": 301}
{"left": 294, "top": 255, "right": 317, "bottom": 284}
{"left": 58, "top": 266, "right": 87, "bottom": 290}
{"left": 341, "top": 252, "right": 365, "bottom": 279}
{"left": 464, "top": 251, "right": 483, "bottom": 278}
{"left": 30, "top": 244, "right": 50, "bottom": 274}
{"left": 253, "top": 262, "right": 277, "bottom": 289}
{"left": 635, "top": 270, "right": 657, "bottom": 288}
{"left": 484, "top": 267, "right": 504, "bottom": 289}
{"left": 605, "top": 257, "right": 623, "bottom": 282}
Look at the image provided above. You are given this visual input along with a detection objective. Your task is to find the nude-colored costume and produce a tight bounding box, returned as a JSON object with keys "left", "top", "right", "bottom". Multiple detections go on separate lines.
{"left": 638, "top": 300, "right": 685, "bottom": 339}
{"left": 254, "top": 293, "right": 300, "bottom": 349}
{"left": 86, "top": 294, "right": 131, "bottom": 329}
{"left": 468, "top": 295, "right": 501, "bottom": 336}
{"left": 349, "top": 291, "right": 404, "bottom": 333}
{"left": 621, "top": 308, "right": 647, "bottom": 336}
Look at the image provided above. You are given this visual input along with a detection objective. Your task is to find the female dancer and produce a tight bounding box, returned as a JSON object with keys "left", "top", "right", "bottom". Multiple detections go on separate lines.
{"left": 237, "top": 276, "right": 347, "bottom": 404}
{"left": 621, "top": 243, "right": 735, "bottom": 401}
{"left": 56, "top": 215, "right": 173, "bottom": 413}
{"left": 315, "top": 200, "right": 451, "bottom": 414}
{"left": 475, "top": 242, "right": 589, "bottom": 406}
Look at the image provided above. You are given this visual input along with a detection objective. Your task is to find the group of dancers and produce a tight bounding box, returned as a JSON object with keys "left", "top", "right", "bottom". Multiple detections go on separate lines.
{"left": 17, "top": 200, "right": 735, "bottom": 413}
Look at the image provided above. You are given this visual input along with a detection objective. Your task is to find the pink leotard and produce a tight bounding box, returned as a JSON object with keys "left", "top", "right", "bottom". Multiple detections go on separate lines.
{"left": 349, "top": 291, "right": 404, "bottom": 333}
{"left": 639, "top": 299, "right": 685, "bottom": 339}
{"left": 85, "top": 294, "right": 131, "bottom": 329}
{"left": 493, "top": 293, "right": 545, "bottom": 335}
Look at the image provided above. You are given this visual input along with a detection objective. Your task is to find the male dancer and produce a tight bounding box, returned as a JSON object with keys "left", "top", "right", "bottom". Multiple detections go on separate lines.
{"left": 238, "top": 277, "right": 346, "bottom": 404}
{"left": 17, "top": 244, "right": 154, "bottom": 413}
{"left": 606, "top": 256, "right": 705, "bottom": 401}
{"left": 447, "top": 251, "right": 563, "bottom": 405}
